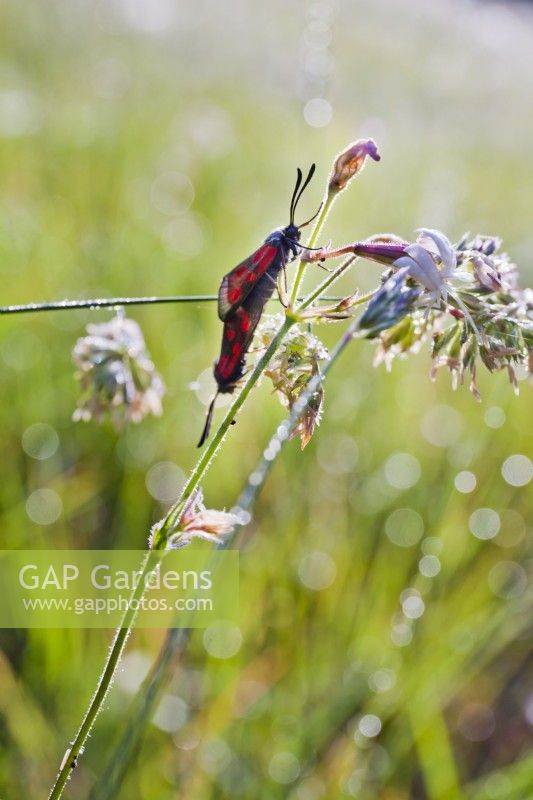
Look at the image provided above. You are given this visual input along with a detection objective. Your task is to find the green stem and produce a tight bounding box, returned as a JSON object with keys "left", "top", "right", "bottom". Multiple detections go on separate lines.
{"left": 163, "top": 315, "right": 295, "bottom": 530}
{"left": 46, "top": 318, "right": 295, "bottom": 800}
{"left": 289, "top": 189, "right": 336, "bottom": 306}
{"left": 299, "top": 255, "right": 357, "bottom": 310}
{"left": 0, "top": 294, "right": 347, "bottom": 317}
{"left": 46, "top": 174, "right": 349, "bottom": 800}
{"left": 88, "top": 318, "right": 362, "bottom": 800}
{"left": 47, "top": 552, "right": 160, "bottom": 800}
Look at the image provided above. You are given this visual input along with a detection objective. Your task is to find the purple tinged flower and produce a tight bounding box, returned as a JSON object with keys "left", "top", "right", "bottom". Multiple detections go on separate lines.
{"left": 158, "top": 488, "right": 245, "bottom": 549}
{"left": 393, "top": 229, "right": 472, "bottom": 302}
{"left": 394, "top": 244, "right": 445, "bottom": 296}
{"left": 358, "top": 268, "right": 421, "bottom": 337}
{"left": 471, "top": 255, "right": 503, "bottom": 292}
{"left": 417, "top": 228, "right": 457, "bottom": 272}
{"left": 328, "top": 138, "right": 381, "bottom": 195}
{"left": 351, "top": 238, "right": 410, "bottom": 265}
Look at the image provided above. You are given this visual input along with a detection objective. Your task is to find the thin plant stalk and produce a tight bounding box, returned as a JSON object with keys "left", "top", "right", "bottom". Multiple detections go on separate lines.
{"left": 89, "top": 317, "right": 362, "bottom": 800}
{"left": 48, "top": 552, "right": 160, "bottom": 800}
{"left": 47, "top": 315, "right": 295, "bottom": 799}
{"left": 161, "top": 315, "right": 294, "bottom": 530}
{"left": 299, "top": 255, "right": 357, "bottom": 310}
{"left": 0, "top": 295, "right": 346, "bottom": 316}
{"left": 0, "top": 296, "right": 220, "bottom": 315}
{"left": 46, "top": 182, "right": 349, "bottom": 800}
{"left": 289, "top": 189, "right": 337, "bottom": 306}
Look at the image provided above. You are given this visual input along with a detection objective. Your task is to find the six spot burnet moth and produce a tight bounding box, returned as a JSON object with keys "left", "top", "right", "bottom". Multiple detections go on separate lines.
{"left": 198, "top": 164, "right": 319, "bottom": 447}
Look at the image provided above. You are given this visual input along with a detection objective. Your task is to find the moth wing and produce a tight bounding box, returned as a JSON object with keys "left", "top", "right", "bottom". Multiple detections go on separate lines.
{"left": 218, "top": 243, "right": 279, "bottom": 321}
{"left": 214, "top": 293, "right": 266, "bottom": 387}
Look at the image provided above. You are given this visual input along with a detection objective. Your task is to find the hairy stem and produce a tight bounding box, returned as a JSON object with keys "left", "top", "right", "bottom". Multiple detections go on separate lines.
{"left": 162, "top": 315, "right": 295, "bottom": 530}
{"left": 0, "top": 295, "right": 346, "bottom": 316}
{"left": 46, "top": 316, "right": 295, "bottom": 799}
{"left": 48, "top": 552, "right": 160, "bottom": 800}
{"left": 88, "top": 317, "right": 362, "bottom": 800}
{"left": 46, "top": 168, "right": 348, "bottom": 800}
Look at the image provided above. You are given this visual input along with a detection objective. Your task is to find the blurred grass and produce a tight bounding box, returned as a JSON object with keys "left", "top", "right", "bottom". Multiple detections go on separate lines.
{"left": 0, "top": 1, "right": 532, "bottom": 798}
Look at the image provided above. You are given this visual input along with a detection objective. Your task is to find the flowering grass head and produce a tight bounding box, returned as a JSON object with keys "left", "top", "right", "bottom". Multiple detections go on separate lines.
{"left": 299, "top": 218, "right": 531, "bottom": 401}
{"left": 72, "top": 314, "right": 165, "bottom": 428}
{"left": 349, "top": 230, "right": 532, "bottom": 398}
{"left": 254, "top": 315, "right": 329, "bottom": 448}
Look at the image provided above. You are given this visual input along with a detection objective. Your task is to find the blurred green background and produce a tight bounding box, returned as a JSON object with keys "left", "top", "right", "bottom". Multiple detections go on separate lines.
{"left": 0, "top": 0, "right": 532, "bottom": 798}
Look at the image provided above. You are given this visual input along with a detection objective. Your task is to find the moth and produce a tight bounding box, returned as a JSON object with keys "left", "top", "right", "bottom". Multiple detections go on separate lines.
{"left": 198, "top": 164, "right": 318, "bottom": 446}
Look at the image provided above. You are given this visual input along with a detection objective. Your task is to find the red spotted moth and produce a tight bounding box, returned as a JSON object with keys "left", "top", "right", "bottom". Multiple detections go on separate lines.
{"left": 198, "top": 164, "right": 319, "bottom": 446}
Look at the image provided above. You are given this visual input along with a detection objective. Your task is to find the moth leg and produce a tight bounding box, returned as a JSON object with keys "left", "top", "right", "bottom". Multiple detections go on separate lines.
{"left": 265, "top": 270, "right": 288, "bottom": 308}
{"left": 277, "top": 252, "right": 289, "bottom": 308}
{"left": 276, "top": 274, "right": 289, "bottom": 308}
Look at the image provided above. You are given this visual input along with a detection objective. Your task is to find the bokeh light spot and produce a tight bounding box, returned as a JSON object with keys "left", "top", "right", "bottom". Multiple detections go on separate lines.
{"left": 401, "top": 593, "right": 425, "bottom": 619}
{"left": 385, "top": 508, "right": 424, "bottom": 547}
{"left": 469, "top": 508, "right": 500, "bottom": 540}
{"left": 456, "top": 704, "right": 495, "bottom": 742}
{"left": 501, "top": 454, "right": 533, "bottom": 487}
{"left": 150, "top": 171, "right": 194, "bottom": 216}
{"left": 26, "top": 488, "right": 62, "bottom": 525}
{"left": 384, "top": 452, "right": 421, "bottom": 489}
{"left": 203, "top": 622, "right": 242, "bottom": 659}
{"left": 391, "top": 622, "right": 412, "bottom": 647}
{"left": 22, "top": 423, "right": 59, "bottom": 460}
{"left": 420, "top": 405, "right": 463, "bottom": 447}
{"left": 454, "top": 470, "right": 476, "bottom": 493}
{"left": 303, "top": 98, "right": 332, "bottom": 128}
{"left": 298, "top": 551, "right": 337, "bottom": 591}
{"left": 357, "top": 714, "right": 382, "bottom": 738}
{"left": 268, "top": 751, "right": 300, "bottom": 784}
{"left": 153, "top": 694, "right": 188, "bottom": 732}
{"left": 317, "top": 434, "right": 358, "bottom": 475}
{"left": 488, "top": 561, "right": 527, "bottom": 599}
{"left": 484, "top": 406, "right": 506, "bottom": 428}
{"left": 419, "top": 554, "right": 441, "bottom": 577}
{"left": 368, "top": 669, "right": 396, "bottom": 693}
{"left": 116, "top": 650, "right": 152, "bottom": 693}
{"left": 145, "top": 461, "right": 185, "bottom": 503}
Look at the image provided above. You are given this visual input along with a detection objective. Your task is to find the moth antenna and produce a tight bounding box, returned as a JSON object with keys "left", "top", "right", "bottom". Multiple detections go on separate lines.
{"left": 197, "top": 393, "right": 218, "bottom": 448}
{"left": 289, "top": 168, "right": 303, "bottom": 225}
{"left": 298, "top": 201, "right": 323, "bottom": 229}
{"left": 292, "top": 163, "right": 316, "bottom": 219}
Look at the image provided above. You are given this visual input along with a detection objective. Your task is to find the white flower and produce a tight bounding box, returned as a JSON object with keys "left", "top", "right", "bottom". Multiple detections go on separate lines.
{"left": 393, "top": 229, "right": 472, "bottom": 304}
{"left": 164, "top": 489, "right": 245, "bottom": 549}
{"left": 72, "top": 314, "right": 165, "bottom": 428}
{"left": 393, "top": 229, "right": 480, "bottom": 341}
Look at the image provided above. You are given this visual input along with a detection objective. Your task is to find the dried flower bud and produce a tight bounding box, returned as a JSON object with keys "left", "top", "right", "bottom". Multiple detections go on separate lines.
{"left": 470, "top": 255, "right": 503, "bottom": 292}
{"left": 160, "top": 488, "right": 244, "bottom": 549}
{"left": 297, "top": 370, "right": 324, "bottom": 450}
{"left": 253, "top": 316, "right": 329, "bottom": 448}
{"left": 373, "top": 311, "right": 430, "bottom": 371}
{"left": 72, "top": 314, "right": 165, "bottom": 428}
{"left": 352, "top": 236, "right": 409, "bottom": 265}
{"left": 358, "top": 268, "right": 421, "bottom": 338}
{"left": 328, "top": 138, "right": 380, "bottom": 195}
{"left": 431, "top": 323, "right": 478, "bottom": 396}
{"left": 453, "top": 233, "right": 518, "bottom": 293}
